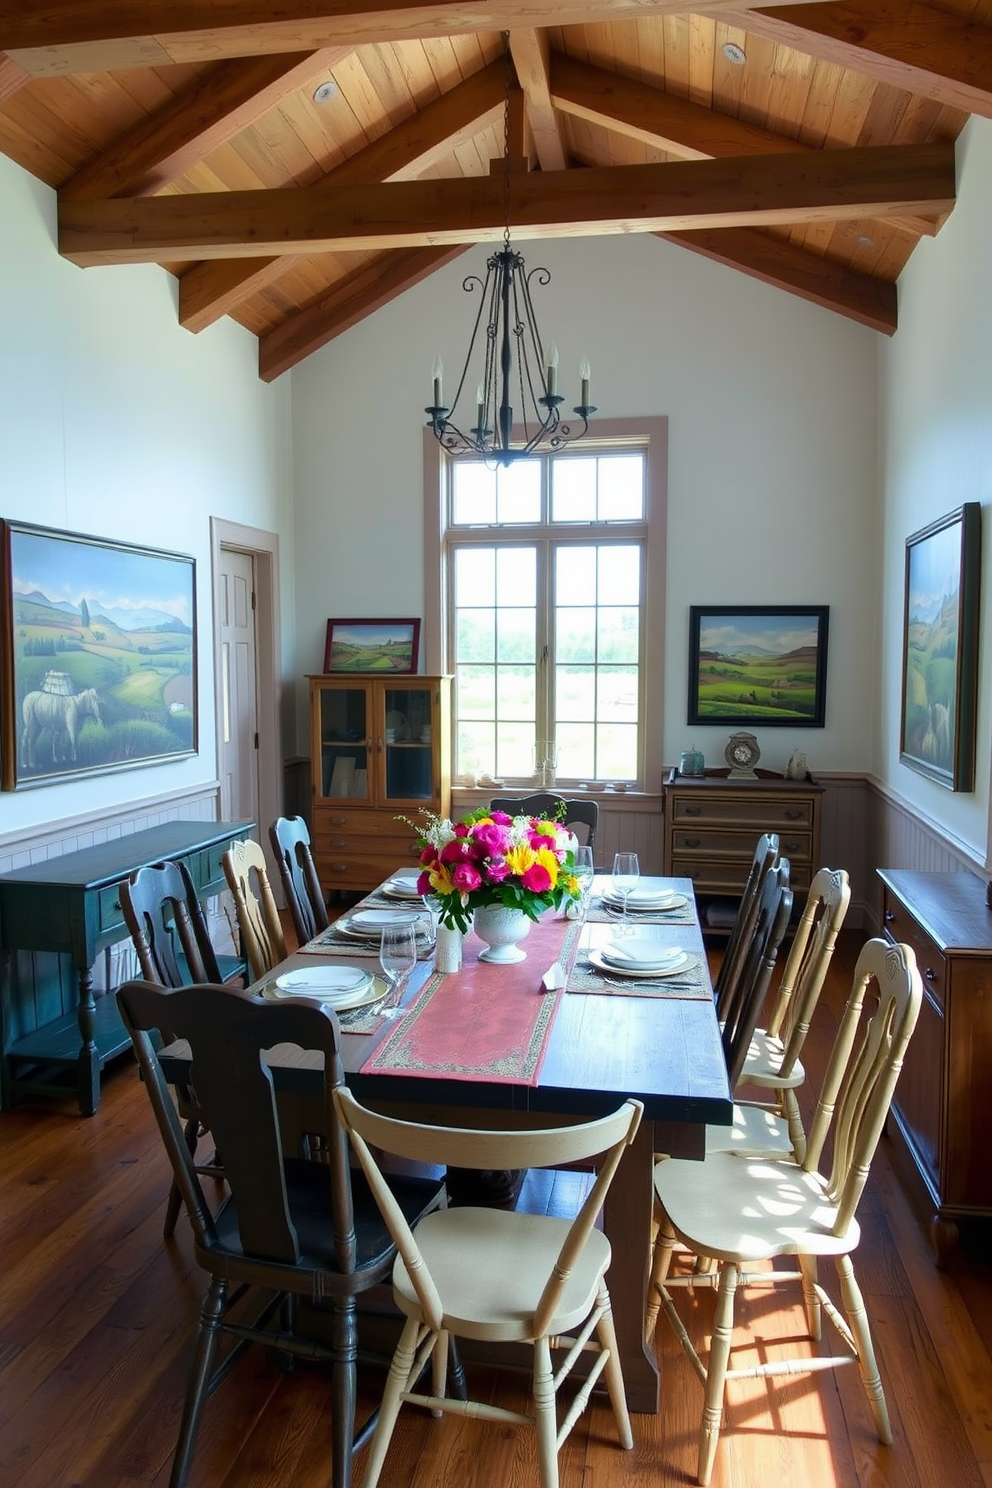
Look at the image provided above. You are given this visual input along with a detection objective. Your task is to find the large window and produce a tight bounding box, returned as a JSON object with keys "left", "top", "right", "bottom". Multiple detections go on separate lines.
{"left": 426, "top": 422, "right": 666, "bottom": 789}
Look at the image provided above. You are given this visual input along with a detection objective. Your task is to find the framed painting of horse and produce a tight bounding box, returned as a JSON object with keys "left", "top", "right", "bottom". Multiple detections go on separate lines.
{"left": 1, "top": 522, "right": 197, "bottom": 790}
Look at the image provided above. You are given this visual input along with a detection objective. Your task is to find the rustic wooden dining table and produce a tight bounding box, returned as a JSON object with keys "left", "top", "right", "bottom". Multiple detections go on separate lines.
{"left": 165, "top": 875, "right": 732, "bottom": 1413}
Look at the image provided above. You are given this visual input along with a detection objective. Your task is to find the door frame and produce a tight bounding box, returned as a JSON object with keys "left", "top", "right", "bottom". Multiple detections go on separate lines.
{"left": 210, "top": 518, "right": 281, "bottom": 867}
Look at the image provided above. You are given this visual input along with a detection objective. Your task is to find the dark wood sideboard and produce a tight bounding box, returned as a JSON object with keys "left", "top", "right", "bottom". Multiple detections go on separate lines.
{"left": 0, "top": 819, "right": 253, "bottom": 1116}
{"left": 878, "top": 868, "right": 992, "bottom": 1264}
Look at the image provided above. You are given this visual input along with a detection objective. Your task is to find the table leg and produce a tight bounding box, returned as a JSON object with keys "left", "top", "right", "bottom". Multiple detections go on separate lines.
{"left": 76, "top": 965, "right": 100, "bottom": 1117}
{"left": 603, "top": 1116, "right": 659, "bottom": 1414}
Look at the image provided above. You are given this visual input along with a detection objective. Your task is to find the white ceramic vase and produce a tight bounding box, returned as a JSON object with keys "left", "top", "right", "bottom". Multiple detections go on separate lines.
{"left": 473, "top": 904, "right": 532, "bottom": 964}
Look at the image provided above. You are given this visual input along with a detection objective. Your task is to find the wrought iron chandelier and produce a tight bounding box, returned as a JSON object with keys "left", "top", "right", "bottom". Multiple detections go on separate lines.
{"left": 425, "top": 34, "right": 595, "bottom": 467}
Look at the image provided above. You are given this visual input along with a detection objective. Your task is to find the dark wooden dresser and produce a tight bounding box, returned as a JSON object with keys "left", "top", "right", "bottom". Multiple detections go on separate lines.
{"left": 878, "top": 867, "right": 992, "bottom": 1263}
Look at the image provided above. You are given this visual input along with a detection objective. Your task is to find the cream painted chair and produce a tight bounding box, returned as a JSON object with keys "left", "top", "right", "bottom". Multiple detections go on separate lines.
{"left": 709, "top": 866, "right": 851, "bottom": 1162}
{"left": 648, "top": 937, "right": 922, "bottom": 1486}
{"left": 333, "top": 1090, "right": 643, "bottom": 1488}
{"left": 221, "top": 837, "right": 286, "bottom": 982}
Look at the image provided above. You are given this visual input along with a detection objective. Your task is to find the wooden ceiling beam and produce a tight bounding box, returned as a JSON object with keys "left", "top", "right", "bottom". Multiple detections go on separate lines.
{"left": 0, "top": 53, "right": 29, "bottom": 103}
{"left": 60, "top": 49, "right": 353, "bottom": 202}
{"left": 739, "top": 0, "right": 992, "bottom": 119}
{"left": 658, "top": 227, "right": 897, "bottom": 334}
{"left": 509, "top": 30, "right": 567, "bottom": 172}
{"left": 550, "top": 51, "right": 935, "bottom": 236}
{"left": 179, "top": 59, "right": 505, "bottom": 332}
{"left": 58, "top": 143, "right": 956, "bottom": 265}
{"left": 0, "top": 0, "right": 829, "bottom": 76}
{"left": 258, "top": 245, "right": 468, "bottom": 380}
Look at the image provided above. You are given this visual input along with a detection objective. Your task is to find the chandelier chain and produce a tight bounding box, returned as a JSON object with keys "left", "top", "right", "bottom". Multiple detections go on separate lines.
{"left": 502, "top": 31, "right": 512, "bottom": 251}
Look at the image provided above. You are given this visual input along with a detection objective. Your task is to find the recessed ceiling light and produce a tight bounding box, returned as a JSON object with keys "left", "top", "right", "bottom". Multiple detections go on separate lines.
{"left": 313, "top": 81, "right": 337, "bottom": 104}
{"left": 858, "top": 235, "right": 874, "bottom": 246}
{"left": 722, "top": 42, "right": 747, "bottom": 65}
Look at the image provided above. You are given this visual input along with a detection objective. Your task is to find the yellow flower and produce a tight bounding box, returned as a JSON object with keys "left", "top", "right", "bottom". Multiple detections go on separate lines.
{"left": 504, "top": 844, "right": 536, "bottom": 877}
{"left": 535, "top": 846, "right": 560, "bottom": 887}
{"left": 429, "top": 865, "right": 455, "bottom": 896}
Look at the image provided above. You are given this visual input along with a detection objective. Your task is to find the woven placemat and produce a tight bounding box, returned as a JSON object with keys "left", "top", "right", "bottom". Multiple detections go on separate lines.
{"left": 566, "top": 950, "right": 711, "bottom": 1000}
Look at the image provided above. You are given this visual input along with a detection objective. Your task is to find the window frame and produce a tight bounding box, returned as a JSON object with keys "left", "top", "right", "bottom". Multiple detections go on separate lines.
{"left": 423, "top": 417, "right": 668, "bottom": 792}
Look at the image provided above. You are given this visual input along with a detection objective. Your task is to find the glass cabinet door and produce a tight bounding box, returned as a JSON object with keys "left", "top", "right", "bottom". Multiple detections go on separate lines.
{"left": 317, "top": 684, "right": 370, "bottom": 801}
{"left": 381, "top": 683, "right": 434, "bottom": 805}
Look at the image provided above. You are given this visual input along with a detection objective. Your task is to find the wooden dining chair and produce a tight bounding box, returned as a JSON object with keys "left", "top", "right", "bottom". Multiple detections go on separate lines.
{"left": 489, "top": 792, "right": 599, "bottom": 859}
{"left": 712, "top": 831, "right": 780, "bottom": 1022}
{"left": 116, "top": 979, "right": 446, "bottom": 1488}
{"left": 333, "top": 1089, "right": 643, "bottom": 1488}
{"left": 119, "top": 859, "right": 245, "bottom": 1236}
{"left": 648, "top": 938, "right": 923, "bottom": 1485}
{"left": 717, "top": 859, "right": 793, "bottom": 1091}
{"left": 712, "top": 866, "right": 851, "bottom": 1162}
{"left": 221, "top": 837, "right": 286, "bottom": 982}
{"left": 269, "top": 814, "right": 329, "bottom": 946}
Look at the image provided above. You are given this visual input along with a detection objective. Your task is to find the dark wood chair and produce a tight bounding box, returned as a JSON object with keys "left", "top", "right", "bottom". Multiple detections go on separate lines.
{"left": 269, "top": 814, "right": 329, "bottom": 946}
{"left": 719, "top": 858, "right": 793, "bottom": 1089}
{"left": 120, "top": 860, "right": 246, "bottom": 1237}
{"left": 712, "top": 831, "right": 780, "bottom": 1024}
{"left": 489, "top": 792, "right": 600, "bottom": 860}
{"left": 116, "top": 979, "right": 447, "bottom": 1488}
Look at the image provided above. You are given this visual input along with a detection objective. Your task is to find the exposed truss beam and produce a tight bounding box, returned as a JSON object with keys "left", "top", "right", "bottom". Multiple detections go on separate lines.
{"left": 258, "top": 245, "right": 468, "bottom": 380}
{"left": 549, "top": 51, "right": 935, "bottom": 237}
{"left": 0, "top": 0, "right": 828, "bottom": 76}
{"left": 58, "top": 144, "right": 956, "bottom": 265}
{"left": 0, "top": 52, "right": 28, "bottom": 103}
{"left": 739, "top": 0, "right": 992, "bottom": 119}
{"left": 178, "top": 58, "right": 505, "bottom": 332}
{"left": 61, "top": 49, "right": 353, "bottom": 201}
{"left": 509, "top": 29, "right": 567, "bottom": 172}
{"left": 659, "top": 227, "right": 897, "bottom": 333}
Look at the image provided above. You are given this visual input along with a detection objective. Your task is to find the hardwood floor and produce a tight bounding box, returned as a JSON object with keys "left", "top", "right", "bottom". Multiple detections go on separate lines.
{"left": 1, "top": 930, "right": 990, "bottom": 1488}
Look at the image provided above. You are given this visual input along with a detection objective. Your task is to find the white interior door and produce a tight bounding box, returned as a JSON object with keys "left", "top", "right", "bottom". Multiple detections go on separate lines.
{"left": 218, "top": 547, "right": 259, "bottom": 827}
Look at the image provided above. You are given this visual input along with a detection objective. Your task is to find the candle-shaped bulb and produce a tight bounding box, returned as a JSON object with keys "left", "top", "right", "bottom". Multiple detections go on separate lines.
{"left": 546, "top": 343, "right": 559, "bottom": 395}
{"left": 476, "top": 383, "right": 485, "bottom": 429}
{"left": 432, "top": 355, "right": 443, "bottom": 408}
{"left": 579, "top": 357, "right": 591, "bottom": 408}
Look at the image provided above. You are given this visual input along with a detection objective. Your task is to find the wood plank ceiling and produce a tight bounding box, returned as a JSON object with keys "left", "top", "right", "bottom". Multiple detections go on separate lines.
{"left": 0, "top": 2, "right": 988, "bottom": 381}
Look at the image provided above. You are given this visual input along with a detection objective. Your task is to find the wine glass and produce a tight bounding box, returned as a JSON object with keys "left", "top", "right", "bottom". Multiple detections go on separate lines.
{"left": 611, "top": 851, "right": 640, "bottom": 935}
{"left": 573, "top": 845, "right": 595, "bottom": 910}
{"left": 379, "top": 923, "right": 418, "bottom": 1018}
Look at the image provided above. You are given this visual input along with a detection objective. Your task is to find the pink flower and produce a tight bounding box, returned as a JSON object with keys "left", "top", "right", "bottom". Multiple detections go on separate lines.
{"left": 472, "top": 822, "right": 511, "bottom": 856}
{"left": 521, "top": 862, "right": 552, "bottom": 893}
{"left": 440, "top": 838, "right": 474, "bottom": 865}
{"left": 416, "top": 870, "right": 433, "bottom": 895}
{"left": 489, "top": 811, "right": 513, "bottom": 825}
{"left": 529, "top": 830, "right": 556, "bottom": 852}
{"left": 486, "top": 858, "right": 511, "bottom": 882}
{"left": 451, "top": 861, "right": 483, "bottom": 892}
{"left": 453, "top": 822, "right": 470, "bottom": 838}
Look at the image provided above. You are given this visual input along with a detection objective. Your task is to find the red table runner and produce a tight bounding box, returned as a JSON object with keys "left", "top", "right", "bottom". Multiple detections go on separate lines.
{"left": 360, "top": 913, "right": 584, "bottom": 1086}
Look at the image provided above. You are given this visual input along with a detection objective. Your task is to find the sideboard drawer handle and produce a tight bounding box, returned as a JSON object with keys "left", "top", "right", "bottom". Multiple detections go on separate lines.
{"left": 331, "top": 816, "right": 347, "bottom": 825}
{"left": 925, "top": 967, "right": 938, "bottom": 982}
{"left": 683, "top": 837, "right": 701, "bottom": 848}
{"left": 684, "top": 807, "right": 702, "bottom": 816}
{"left": 330, "top": 838, "right": 346, "bottom": 848}
{"left": 331, "top": 863, "right": 349, "bottom": 874}
{"left": 884, "top": 910, "right": 895, "bottom": 923}
{"left": 785, "top": 809, "right": 803, "bottom": 820}
{"left": 783, "top": 839, "right": 801, "bottom": 852}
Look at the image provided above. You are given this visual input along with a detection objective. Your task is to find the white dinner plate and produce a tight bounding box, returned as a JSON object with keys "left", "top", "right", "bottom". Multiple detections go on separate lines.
{"left": 601, "top": 889, "right": 687, "bottom": 912}
{"left": 602, "top": 937, "right": 685, "bottom": 967}
{"left": 588, "top": 947, "right": 694, "bottom": 980}
{"left": 264, "top": 976, "right": 389, "bottom": 1013}
{"left": 381, "top": 874, "right": 424, "bottom": 899}
{"left": 339, "top": 908, "right": 421, "bottom": 936}
{"left": 273, "top": 965, "right": 373, "bottom": 1002}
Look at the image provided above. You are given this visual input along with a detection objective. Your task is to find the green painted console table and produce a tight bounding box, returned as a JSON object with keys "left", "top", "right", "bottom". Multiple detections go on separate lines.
{"left": 0, "top": 819, "right": 253, "bottom": 1116}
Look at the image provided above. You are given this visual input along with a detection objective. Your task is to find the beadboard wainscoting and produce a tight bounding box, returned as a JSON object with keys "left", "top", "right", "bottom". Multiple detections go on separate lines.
{"left": 865, "top": 778, "right": 989, "bottom": 931}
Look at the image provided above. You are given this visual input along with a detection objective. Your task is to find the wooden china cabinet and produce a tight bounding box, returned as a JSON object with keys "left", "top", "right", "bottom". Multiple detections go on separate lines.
{"left": 308, "top": 674, "right": 451, "bottom": 894}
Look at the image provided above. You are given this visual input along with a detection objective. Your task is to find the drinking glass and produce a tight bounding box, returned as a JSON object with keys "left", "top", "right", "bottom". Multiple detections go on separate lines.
{"left": 573, "top": 845, "right": 595, "bottom": 908}
{"left": 419, "top": 894, "right": 442, "bottom": 949}
{"left": 379, "top": 923, "right": 418, "bottom": 1018}
{"left": 611, "top": 851, "right": 640, "bottom": 934}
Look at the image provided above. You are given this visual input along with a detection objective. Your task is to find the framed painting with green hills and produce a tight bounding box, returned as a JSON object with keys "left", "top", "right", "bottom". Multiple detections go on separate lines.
{"left": 1, "top": 522, "right": 196, "bottom": 789}
{"left": 900, "top": 503, "right": 981, "bottom": 791}
{"left": 688, "top": 606, "right": 829, "bottom": 728}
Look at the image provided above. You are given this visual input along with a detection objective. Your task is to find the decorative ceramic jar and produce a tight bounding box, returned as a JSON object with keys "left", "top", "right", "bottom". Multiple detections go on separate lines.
{"left": 473, "top": 904, "right": 532, "bottom": 964}
{"left": 679, "top": 745, "right": 705, "bottom": 777}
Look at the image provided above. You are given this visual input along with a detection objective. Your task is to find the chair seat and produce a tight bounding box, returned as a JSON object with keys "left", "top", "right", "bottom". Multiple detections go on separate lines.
{"left": 654, "top": 1151, "right": 860, "bottom": 1263}
{"left": 740, "top": 1028, "right": 806, "bottom": 1089}
{"left": 392, "top": 1206, "right": 613, "bottom": 1343}
{"left": 703, "top": 1102, "right": 795, "bottom": 1158}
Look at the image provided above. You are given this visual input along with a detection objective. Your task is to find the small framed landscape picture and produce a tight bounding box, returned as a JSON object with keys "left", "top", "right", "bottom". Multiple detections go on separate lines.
{"left": 687, "top": 606, "right": 829, "bottom": 728}
{"left": 900, "top": 503, "right": 981, "bottom": 791}
{"left": 323, "top": 618, "right": 421, "bottom": 674}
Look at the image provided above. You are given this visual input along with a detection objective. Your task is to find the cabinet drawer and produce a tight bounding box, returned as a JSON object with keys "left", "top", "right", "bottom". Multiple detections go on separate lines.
{"left": 883, "top": 891, "right": 947, "bottom": 1012}
{"left": 97, "top": 882, "right": 126, "bottom": 935}
{"left": 198, "top": 841, "right": 237, "bottom": 892}
{"left": 317, "top": 850, "right": 421, "bottom": 891}
{"left": 671, "top": 794, "right": 814, "bottom": 830}
{"left": 671, "top": 827, "right": 812, "bottom": 863}
{"left": 672, "top": 856, "right": 811, "bottom": 896}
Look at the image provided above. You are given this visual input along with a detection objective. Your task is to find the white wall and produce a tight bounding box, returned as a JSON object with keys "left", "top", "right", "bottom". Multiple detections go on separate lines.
{"left": 0, "top": 153, "right": 294, "bottom": 836}
{"left": 291, "top": 230, "right": 880, "bottom": 782}
{"left": 879, "top": 116, "right": 992, "bottom": 866}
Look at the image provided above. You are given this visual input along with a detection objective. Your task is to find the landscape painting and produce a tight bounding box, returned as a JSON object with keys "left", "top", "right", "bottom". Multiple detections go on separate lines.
{"left": 688, "top": 606, "right": 829, "bottom": 727}
{"left": 1, "top": 522, "right": 196, "bottom": 789}
{"left": 323, "top": 618, "right": 420, "bottom": 674}
{"left": 900, "top": 503, "right": 981, "bottom": 791}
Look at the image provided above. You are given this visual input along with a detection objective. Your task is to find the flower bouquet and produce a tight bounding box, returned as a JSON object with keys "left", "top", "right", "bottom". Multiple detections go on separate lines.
{"left": 403, "top": 808, "right": 581, "bottom": 934}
